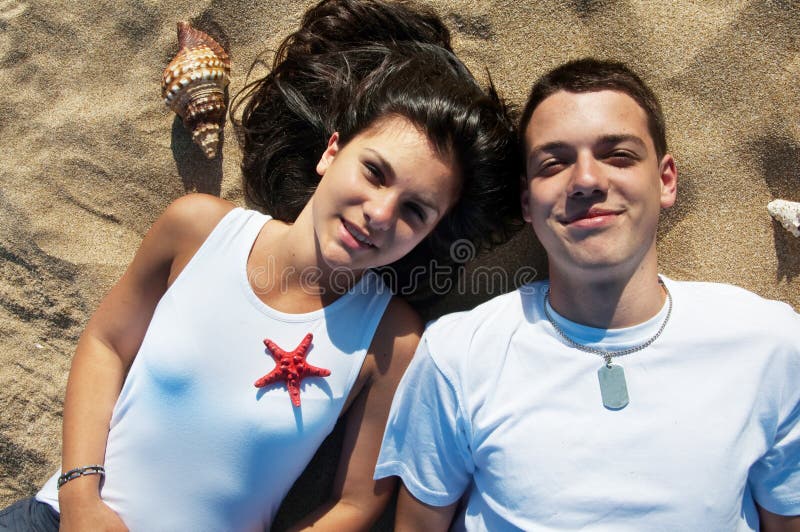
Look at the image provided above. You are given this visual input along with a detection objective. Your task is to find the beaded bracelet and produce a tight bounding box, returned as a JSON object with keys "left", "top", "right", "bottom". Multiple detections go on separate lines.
{"left": 56, "top": 464, "right": 105, "bottom": 490}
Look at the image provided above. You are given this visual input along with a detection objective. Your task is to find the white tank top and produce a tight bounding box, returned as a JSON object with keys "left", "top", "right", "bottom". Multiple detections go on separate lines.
{"left": 37, "top": 208, "right": 393, "bottom": 531}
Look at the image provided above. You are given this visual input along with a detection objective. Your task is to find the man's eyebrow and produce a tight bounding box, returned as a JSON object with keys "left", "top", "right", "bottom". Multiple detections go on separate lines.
{"left": 527, "top": 141, "right": 570, "bottom": 167}
{"left": 527, "top": 135, "right": 649, "bottom": 165}
{"left": 529, "top": 141, "right": 570, "bottom": 156}
{"left": 597, "top": 134, "right": 647, "bottom": 150}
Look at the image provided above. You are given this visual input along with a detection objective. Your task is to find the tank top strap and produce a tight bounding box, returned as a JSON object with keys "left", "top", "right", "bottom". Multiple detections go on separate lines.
{"left": 169, "top": 207, "right": 270, "bottom": 291}
{"left": 202, "top": 207, "right": 271, "bottom": 258}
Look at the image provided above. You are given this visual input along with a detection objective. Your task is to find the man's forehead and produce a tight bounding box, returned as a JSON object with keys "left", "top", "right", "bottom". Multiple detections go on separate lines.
{"left": 524, "top": 89, "right": 650, "bottom": 150}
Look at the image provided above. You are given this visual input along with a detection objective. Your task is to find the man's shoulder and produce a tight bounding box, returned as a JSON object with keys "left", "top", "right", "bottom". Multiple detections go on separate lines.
{"left": 429, "top": 282, "right": 543, "bottom": 330}
{"left": 423, "top": 281, "right": 547, "bottom": 358}
{"left": 667, "top": 277, "right": 794, "bottom": 309}
{"left": 666, "top": 277, "right": 799, "bottom": 334}
{"left": 417, "top": 283, "right": 547, "bottom": 400}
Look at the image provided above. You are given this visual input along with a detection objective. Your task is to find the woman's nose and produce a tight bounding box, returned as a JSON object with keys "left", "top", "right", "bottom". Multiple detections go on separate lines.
{"left": 363, "top": 190, "right": 400, "bottom": 231}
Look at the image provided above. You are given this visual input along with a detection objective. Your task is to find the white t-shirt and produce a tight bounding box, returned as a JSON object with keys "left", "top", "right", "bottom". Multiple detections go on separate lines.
{"left": 376, "top": 277, "right": 800, "bottom": 531}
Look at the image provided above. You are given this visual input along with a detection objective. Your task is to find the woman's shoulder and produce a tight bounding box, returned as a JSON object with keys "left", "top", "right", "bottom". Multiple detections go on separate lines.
{"left": 378, "top": 297, "right": 424, "bottom": 343}
{"left": 367, "top": 297, "right": 423, "bottom": 378}
{"left": 152, "top": 194, "right": 236, "bottom": 253}
{"left": 160, "top": 193, "right": 236, "bottom": 238}
{"left": 141, "top": 194, "right": 237, "bottom": 279}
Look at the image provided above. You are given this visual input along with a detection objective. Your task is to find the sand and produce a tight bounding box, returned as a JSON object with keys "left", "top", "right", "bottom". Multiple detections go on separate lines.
{"left": 1, "top": 0, "right": 798, "bottom": 528}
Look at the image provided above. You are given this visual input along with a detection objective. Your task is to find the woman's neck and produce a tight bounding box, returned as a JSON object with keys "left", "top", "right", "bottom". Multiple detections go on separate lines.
{"left": 248, "top": 212, "right": 364, "bottom": 312}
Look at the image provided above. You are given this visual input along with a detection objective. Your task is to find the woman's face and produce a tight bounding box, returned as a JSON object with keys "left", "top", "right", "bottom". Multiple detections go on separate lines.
{"left": 310, "top": 115, "right": 460, "bottom": 272}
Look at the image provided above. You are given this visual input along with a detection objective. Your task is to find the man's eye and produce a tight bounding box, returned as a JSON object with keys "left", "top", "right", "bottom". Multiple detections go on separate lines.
{"left": 538, "top": 160, "right": 564, "bottom": 176}
{"left": 605, "top": 151, "right": 638, "bottom": 166}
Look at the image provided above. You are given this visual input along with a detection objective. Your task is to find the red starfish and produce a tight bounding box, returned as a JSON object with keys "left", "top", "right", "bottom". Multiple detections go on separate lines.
{"left": 254, "top": 333, "right": 331, "bottom": 407}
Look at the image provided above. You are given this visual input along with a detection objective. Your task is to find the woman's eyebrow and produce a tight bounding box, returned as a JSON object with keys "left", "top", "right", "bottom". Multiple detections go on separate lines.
{"left": 364, "top": 148, "right": 396, "bottom": 180}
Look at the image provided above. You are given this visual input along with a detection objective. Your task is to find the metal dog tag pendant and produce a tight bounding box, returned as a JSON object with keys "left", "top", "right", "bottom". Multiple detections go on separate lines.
{"left": 597, "top": 364, "right": 629, "bottom": 410}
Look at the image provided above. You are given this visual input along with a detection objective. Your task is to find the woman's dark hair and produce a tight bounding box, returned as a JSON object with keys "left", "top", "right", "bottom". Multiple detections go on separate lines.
{"left": 232, "top": 0, "right": 523, "bottom": 302}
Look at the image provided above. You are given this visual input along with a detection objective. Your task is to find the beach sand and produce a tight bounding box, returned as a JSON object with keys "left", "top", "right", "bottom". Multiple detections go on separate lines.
{"left": 1, "top": 0, "right": 798, "bottom": 527}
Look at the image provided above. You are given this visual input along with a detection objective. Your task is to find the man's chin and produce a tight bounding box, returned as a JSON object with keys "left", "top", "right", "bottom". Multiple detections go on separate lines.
{"left": 551, "top": 248, "right": 625, "bottom": 274}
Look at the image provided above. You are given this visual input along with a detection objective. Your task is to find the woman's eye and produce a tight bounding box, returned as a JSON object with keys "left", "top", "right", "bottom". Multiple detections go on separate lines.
{"left": 364, "top": 163, "right": 384, "bottom": 184}
{"left": 406, "top": 203, "right": 427, "bottom": 223}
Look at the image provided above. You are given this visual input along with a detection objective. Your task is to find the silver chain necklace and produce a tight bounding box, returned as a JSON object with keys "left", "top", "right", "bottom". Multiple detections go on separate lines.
{"left": 542, "top": 279, "right": 672, "bottom": 410}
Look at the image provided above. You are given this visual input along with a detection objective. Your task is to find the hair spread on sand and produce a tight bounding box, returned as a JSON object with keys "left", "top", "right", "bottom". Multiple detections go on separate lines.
{"left": 230, "top": 0, "right": 523, "bottom": 301}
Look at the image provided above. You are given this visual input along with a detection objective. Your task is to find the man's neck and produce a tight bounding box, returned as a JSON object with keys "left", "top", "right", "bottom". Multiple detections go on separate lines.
{"left": 547, "top": 260, "right": 666, "bottom": 330}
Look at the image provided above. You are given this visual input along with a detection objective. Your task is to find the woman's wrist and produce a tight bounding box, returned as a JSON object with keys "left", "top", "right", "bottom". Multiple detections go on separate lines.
{"left": 58, "top": 464, "right": 105, "bottom": 490}
{"left": 57, "top": 471, "right": 103, "bottom": 503}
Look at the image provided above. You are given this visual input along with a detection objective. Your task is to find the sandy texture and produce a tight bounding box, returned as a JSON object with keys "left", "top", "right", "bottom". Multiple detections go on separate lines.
{"left": 1, "top": 0, "right": 798, "bottom": 527}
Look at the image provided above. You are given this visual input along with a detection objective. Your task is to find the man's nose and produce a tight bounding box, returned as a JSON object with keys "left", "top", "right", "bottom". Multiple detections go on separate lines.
{"left": 566, "top": 154, "right": 608, "bottom": 198}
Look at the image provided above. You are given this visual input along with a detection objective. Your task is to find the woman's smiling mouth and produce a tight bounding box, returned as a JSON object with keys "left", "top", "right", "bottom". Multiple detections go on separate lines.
{"left": 341, "top": 218, "right": 376, "bottom": 248}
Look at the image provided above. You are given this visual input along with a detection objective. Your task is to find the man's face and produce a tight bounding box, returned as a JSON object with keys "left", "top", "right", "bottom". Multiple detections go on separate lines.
{"left": 522, "top": 89, "right": 676, "bottom": 279}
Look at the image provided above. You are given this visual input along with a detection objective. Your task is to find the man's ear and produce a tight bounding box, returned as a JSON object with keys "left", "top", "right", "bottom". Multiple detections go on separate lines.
{"left": 316, "top": 132, "right": 340, "bottom": 176}
{"left": 521, "top": 177, "right": 532, "bottom": 223}
{"left": 659, "top": 154, "right": 677, "bottom": 209}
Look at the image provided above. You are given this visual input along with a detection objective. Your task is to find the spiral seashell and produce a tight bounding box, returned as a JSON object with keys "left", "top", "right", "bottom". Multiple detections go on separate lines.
{"left": 767, "top": 199, "right": 800, "bottom": 237}
{"left": 162, "top": 21, "right": 230, "bottom": 159}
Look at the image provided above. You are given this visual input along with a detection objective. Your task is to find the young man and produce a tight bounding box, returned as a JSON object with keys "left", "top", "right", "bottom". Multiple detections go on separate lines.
{"left": 375, "top": 59, "right": 800, "bottom": 531}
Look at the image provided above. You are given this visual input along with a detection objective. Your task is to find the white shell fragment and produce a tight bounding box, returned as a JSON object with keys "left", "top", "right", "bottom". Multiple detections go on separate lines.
{"left": 767, "top": 199, "right": 800, "bottom": 237}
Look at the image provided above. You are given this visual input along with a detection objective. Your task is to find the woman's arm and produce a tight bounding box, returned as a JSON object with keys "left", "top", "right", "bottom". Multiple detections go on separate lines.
{"left": 57, "top": 194, "right": 233, "bottom": 531}
{"left": 289, "top": 298, "right": 421, "bottom": 531}
{"left": 759, "top": 506, "right": 800, "bottom": 532}
{"left": 395, "top": 483, "right": 457, "bottom": 532}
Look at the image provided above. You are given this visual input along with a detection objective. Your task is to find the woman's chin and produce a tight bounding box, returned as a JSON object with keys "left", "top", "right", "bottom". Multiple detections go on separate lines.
{"left": 319, "top": 246, "right": 364, "bottom": 271}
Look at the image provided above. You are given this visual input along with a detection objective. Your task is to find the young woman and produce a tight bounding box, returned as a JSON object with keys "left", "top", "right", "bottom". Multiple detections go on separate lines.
{"left": 0, "top": 1, "right": 521, "bottom": 530}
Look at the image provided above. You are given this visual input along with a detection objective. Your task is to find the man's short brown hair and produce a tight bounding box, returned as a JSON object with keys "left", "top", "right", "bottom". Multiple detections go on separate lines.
{"left": 519, "top": 59, "right": 667, "bottom": 159}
